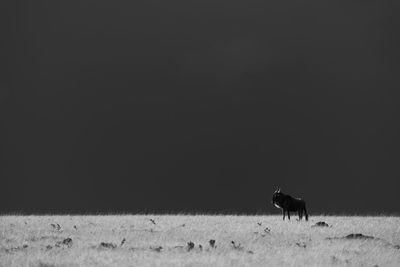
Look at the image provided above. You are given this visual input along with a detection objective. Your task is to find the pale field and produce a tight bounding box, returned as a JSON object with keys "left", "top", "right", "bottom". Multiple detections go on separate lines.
{"left": 1, "top": 215, "right": 400, "bottom": 267}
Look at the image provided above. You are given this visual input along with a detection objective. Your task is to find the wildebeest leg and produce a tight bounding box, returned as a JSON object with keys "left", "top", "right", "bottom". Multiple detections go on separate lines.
{"left": 304, "top": 207, "right": 309, "bottom": 221}
{"left": 298, "top": 210, "right": 302, "bottom": 220}
{"left": 282, "top": 209, "right": 285, "bottom": 220}
{"left": 287, "top": 211, "right": 290, "bottom": 220}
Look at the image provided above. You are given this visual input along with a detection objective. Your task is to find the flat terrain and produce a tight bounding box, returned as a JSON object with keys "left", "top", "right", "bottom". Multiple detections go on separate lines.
{"left": 1, "top": 215, "right": 399, "bottom": 267}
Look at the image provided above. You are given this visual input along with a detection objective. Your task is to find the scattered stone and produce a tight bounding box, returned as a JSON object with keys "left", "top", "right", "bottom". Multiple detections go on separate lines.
{"left": 198, "top": 244, "right": 203, "bottom": 250}
{"left": 231, "top": 241, "right": 244, "bottom": 251}
{"left": 149, "top": 219, "right": 156, "bottom": 225}
{"left": 187, "top": 241, "right": 195, "bottom": 251}
{"left": 150, "top": 246, "right": 163, "bottom": 252}
{"left": 46, "top": 245, "right": 52, "bottom": 250}
{"left": 63, "top": 238, "right": 72, "bottom": 246}
{"left": 295, "top": 242, "right": 306, "bottom": 248}
{"left": 50, "top": 224, "right": 61, "bottom": 231}
{"left": 230, "top": 241, "right": 253, "bottom": 253}
{"left": 264, "top": 227, "right": 271, "bottom": 233}
{"left": 257, "top": 222, "right": 262, "bottom": 226}
{"left": 326, "top": 233, "right": 375, "bottom": 240}
{"left": 209, "top": 239, "right": 216, "bottom": 248}
{"left": 345, "top": 233, "right": 374, "bottom": 240}
{"left": 326, "top": 234, "right": 400, "bottom": 250}
{"left": 55, "top": 238, "right": 72, "bottom": 248}
{"left": 99, "top": 242, "right": 117, "bottom": 249}
{"left": 312, "top": 221, "right": 330, "bottom": 227}
{"left": 120, "top": 238, "right": 126, "bottom": 247}
{"left": 73, "top": 225, "right": 77, "bottom": 230}
{"left": 5, "top": 244, "right": 29, "bottom": 253}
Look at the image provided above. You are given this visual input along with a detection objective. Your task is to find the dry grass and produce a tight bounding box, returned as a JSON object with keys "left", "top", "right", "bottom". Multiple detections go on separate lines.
{"left": 1, "top": 215, "right": 400, "bottom": 266}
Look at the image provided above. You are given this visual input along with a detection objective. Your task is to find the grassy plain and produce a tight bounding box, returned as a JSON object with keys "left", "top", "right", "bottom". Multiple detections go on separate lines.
{"left": 1, "top": 215, "right": 400, "bottom": 267}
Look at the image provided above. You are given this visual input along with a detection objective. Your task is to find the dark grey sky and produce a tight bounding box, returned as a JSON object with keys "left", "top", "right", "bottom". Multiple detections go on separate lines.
{"left": 1, "top": 0, "right": 400, "bottom": 214}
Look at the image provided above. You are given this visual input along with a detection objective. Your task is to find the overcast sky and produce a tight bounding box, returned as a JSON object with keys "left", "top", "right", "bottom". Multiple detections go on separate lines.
{"left": 1, "top": 0, "right": 400, "bottom": 214}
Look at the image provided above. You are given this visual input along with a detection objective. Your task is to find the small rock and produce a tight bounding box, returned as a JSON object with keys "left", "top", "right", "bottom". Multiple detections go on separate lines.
{"left": 150, "top": 246, "right": 162, "bottom": 252}
{"left": 55, "top": 238, "right": 72, "bottom": 248}
{"left": 231, "top": 241, "right": 243, "bottom": 250}
{"left": 312, "top": 221, "right": 330, "bottom": 227}
{"left": 100, "top": 242, "right": 117, "bottom": 249}
{"left": 51, "top": 224, "right": 61, "bottom": 231}
{"left": 63, "top": 238, "right": 72, "bottom": 246}
{"left": 345, "top": 233, "right": 374, "bottom": 240}
{"left": 209, "top": 239, "right": 216, "bottom": 248}
{"left": 326, "top": 233, "right": 376, "bottom": 241}
{"left": 295, "top": 242, "right": 306, "bottom": 248}
{"left": 187, "top": 241, "right": 194, "bottom": 251}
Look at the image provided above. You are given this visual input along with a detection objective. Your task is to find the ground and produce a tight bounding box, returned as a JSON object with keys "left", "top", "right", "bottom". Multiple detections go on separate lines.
{"left": 1, "top": 215, "right": 399, "bottom": 266}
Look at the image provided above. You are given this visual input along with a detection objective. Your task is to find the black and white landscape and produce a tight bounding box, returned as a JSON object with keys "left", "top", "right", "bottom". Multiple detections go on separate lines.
{"left": 1, "top": 0, "right": 400, "bottom": 266}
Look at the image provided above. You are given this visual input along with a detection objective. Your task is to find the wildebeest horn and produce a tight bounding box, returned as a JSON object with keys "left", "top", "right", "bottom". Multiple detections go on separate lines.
{"left": 277, "top": 188, "right": 281, "bottom": 193}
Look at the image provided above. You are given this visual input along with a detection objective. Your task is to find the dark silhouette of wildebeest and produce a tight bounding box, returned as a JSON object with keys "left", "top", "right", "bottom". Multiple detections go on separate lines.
{"left": 271, "top": 188, "right": 308, "bottom": 221}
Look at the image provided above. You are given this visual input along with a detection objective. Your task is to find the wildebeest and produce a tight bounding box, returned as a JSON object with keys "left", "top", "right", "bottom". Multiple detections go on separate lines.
{"left": 271, "top": 188, "right": 308, "bottom": 221}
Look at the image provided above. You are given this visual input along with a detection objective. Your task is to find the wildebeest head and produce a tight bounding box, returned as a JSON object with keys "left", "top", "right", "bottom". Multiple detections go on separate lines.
{"left": 271, "top": 188, "right": 284, "bottom": 208}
